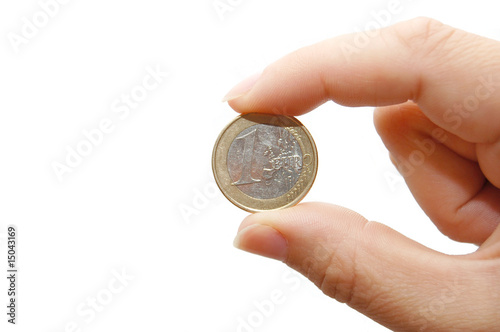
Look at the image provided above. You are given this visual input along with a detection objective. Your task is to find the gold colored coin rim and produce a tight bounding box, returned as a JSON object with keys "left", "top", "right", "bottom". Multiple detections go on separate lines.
{"left": 212, "top": 113, "right": 318, "bottom": 213}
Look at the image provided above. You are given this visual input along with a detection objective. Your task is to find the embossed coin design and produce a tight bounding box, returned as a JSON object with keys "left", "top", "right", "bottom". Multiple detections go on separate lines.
{"left": 212, "top": 113, "right": 318, "bottom": 212}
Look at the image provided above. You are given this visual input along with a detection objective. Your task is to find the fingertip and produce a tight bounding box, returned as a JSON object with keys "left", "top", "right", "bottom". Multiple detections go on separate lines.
{"left": 222, "top": 72, "right": 262, "bottom": 103}
{"left": 233, "top": 223, "right": 288, "bottom": 261}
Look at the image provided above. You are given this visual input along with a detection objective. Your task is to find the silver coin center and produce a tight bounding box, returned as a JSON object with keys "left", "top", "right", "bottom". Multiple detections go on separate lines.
{"left": 227, "top": 124, "right": 303, "bottom": 199}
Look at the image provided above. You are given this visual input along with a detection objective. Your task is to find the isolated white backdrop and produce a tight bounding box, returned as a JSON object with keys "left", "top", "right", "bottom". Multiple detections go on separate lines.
{"left": 0, "top": 0, "right": 498, "bottom": 331}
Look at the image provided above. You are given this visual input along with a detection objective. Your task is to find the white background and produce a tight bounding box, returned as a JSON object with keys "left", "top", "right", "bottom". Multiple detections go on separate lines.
{"left": 0, "top": 0, "right": 497, "bottom": 331}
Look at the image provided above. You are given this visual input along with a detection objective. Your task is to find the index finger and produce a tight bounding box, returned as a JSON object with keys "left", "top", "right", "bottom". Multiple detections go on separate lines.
{"left": 225, "top": 17, "right": 500, "bottom": 145}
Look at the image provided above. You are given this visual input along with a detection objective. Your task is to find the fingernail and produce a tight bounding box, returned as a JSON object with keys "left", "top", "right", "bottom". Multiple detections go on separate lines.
{"left": 233, "top": 224, "right": 288, "bottom": 261}
{"left": 222, "top": 72, "right": 261, "bottom": 102}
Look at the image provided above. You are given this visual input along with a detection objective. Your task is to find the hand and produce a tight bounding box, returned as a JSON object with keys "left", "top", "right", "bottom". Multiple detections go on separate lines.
{"left": 224, "top": 17, "right": 500, "bottom": 331}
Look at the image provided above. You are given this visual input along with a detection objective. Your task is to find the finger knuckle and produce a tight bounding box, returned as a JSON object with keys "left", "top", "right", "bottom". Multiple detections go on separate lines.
{"left": 316, "top": 233, "right": 377, "bottom": 308}
{"left": 392, "top": 17, "right": 460, "bottom": 58}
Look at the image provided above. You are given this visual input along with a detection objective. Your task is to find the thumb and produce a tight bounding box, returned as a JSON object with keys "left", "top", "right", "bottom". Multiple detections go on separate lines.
{"left": 233, "top": 202, "right": 499, "bottom": 331}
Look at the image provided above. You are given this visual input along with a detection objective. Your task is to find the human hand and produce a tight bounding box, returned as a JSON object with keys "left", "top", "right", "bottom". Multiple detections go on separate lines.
{"left": 223, "top": 18, "right": 500, "bottom": 331}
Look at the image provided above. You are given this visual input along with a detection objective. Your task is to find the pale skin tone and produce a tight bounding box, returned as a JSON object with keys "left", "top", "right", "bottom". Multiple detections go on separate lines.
{"left": 224, "top": 18, "right": 500, "bottom": 331}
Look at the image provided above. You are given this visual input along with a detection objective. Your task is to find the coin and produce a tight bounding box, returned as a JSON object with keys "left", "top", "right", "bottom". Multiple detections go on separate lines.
{"left": 212, "top": 113, "right": 318, "bottom": 212}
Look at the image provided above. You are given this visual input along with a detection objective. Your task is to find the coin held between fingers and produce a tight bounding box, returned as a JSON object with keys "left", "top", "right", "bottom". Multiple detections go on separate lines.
{"left": 212, "top": 113, "right": 318, "bottom": 212}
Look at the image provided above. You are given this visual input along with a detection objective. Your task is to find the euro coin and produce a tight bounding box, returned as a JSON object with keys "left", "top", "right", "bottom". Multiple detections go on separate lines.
{"left": 212, "top": 113, "right": 318, "bottom": 212}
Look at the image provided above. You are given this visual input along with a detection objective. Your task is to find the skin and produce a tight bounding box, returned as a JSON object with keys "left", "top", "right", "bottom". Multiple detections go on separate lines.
{"left": 226, "top": 18, "right": 500, "bottom": 331}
